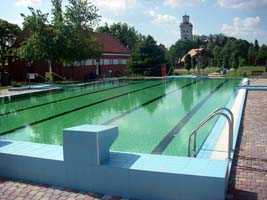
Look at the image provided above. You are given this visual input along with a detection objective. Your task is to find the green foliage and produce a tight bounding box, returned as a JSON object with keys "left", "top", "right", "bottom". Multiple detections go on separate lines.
{"left": 225, "top": 66, "right": 265, "bottom": 78}
{"left": 18, "top": 8, "right": 53, "bottom": 62}
{"left": 231, "top": 53, "right": 239, "bottom": 70}
{"left": 247, "top": 44, "right": 256, "bottom": 65}
{"left": 51, "top": 0, "right": 63, "bottom": 26}
{"left": 191, "top": 56, "right": 197, "bottom": 69}
{"left": 0, "top": 19, "right": 21, "bottom": 69}
{"left": 65, "top": 0, "right": 100, "bottom": 31}
{"left": 212, "top": 45, "right": 222, "bottom": 67}
{"left": 18, "top": 0, "right": 101, "bottom": 67}
{"left": 238, "top": 57, "right": 246, "bottom": 67}
{"left": 130, "top": 35, "right": 166, "bottom": 76}
{"left": 254, "top": 40, "right": 260, "bottom": 52}
{"left": 256, "top": 45, "right": 267, "bottom": 65}
{"left": 168, "top": 40, "right": 198, "bottom": 65}
{"left": 96, "top": 22, "right": 141, "bottom": 50}
{"left": 64, "top": 0, "right": 101, "bottom": 63}
{"left": 184, "top": 54, "right": 192, "bottom": 71}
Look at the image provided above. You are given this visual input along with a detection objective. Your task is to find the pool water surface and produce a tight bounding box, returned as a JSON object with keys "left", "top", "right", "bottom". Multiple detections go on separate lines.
{"left": 0, "top": 78, "right": 241, "bottom": 156}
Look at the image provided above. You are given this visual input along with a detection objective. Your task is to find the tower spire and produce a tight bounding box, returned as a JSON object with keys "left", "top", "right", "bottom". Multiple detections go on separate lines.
{"left": 180, "top": 14, "right": 193, "bottom": 40}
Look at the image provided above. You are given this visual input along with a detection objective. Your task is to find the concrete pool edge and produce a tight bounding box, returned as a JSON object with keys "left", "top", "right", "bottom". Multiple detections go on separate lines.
{"left": 197, "top": 78, "right": 248, "bottom": 160}
{"left": 0, "top": 77, "right": 244, "bottom": 200}
{"left": 0, "top": 124, "right": 229, "bottom": 200}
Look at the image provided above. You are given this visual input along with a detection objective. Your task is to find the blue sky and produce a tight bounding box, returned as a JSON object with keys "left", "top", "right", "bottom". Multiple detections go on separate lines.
{"left": 1, "top": 0, "right": 267, "bottom": 47}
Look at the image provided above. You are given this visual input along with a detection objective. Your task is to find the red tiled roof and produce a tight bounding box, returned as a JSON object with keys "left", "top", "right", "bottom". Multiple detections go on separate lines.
{"left": 95, "top": 33, "right": 131, "bottom": 55}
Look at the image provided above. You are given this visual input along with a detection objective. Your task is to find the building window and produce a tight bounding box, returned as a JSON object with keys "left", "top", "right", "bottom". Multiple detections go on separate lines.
{"left": 122, "top": 59, "right": 128, "bottom": 65}
{"left": 86, "top": 59, "right": 93, "bottom": 66}
{"left": 113, "top": 59, "right": 119, "bottom": 65}
{"left": 118, "top": 59, "right": 128, "bottom": 65}
{"left": 104, "top": 59, "right": 110, "bottom": 65}
{"left": 74, "top": 61, "right": 81, "bottom": 67}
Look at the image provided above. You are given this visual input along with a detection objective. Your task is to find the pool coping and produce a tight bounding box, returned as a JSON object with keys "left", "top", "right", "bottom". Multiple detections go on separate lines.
{"left": 198, "top": 78, "right": 248, "bottom": 159}
{"left": 0, "top": 87, "right": 63, "bottom": 101}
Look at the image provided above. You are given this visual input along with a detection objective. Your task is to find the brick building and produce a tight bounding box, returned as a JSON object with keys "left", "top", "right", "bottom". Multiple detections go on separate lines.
{"left": 7, "top": 33, "right": 131, "bottom": 82}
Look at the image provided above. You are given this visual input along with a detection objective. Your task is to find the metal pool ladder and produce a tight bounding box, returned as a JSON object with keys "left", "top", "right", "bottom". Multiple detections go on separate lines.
{"left": 187, "top": 107, "right": 234, "bottom": 160}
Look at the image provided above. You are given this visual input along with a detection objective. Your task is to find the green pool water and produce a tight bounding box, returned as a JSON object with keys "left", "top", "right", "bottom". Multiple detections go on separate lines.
{"left": 0, "top": 78, "right": 241, "bottom": 156}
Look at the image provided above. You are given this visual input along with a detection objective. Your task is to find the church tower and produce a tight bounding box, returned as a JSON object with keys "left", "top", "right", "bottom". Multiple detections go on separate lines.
{"left": 180, "top": 15, "right": 193, "bottom": 40}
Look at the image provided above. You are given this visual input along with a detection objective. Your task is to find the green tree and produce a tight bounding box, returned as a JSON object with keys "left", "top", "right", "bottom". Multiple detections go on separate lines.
{"left": 168, "top": 39, "right": 198, "bottom": 66}
{"left": 238, "top": 57, "right": 246, "bottom": 67}
{"left": 96, "top": 22, "right": 140, "bottom": 50}
{"left": 130, "top": 35, "right": 166, "bottom": 76}
{"left": 64, "top": 0, "right": 101, "bottom": 64}
{"left": 222, "top": 55, "right": 229, "bottom": 69}
{"left": 256, "top": 45, "right": 267, "bottom": 65}
{"left": 254, "top": 40, "right": 260, "bottom": 52}
{"left": 65, "top": 0, "right": 100, "bottom": 31}
{"left": 191, "top": 56, "right": 197, "bottom": 69}
{"left": 0, "top": 19, "right": 21, "bottom": 73}
{"left": 248, "top": 44, "right": 256, "bottom": 65}
{"left": 212, "top": 45, "right": 222, "bottom": 67}
{"left": 17, "top": 7, "right": 55, "bottom": 74}
{"left": 231, "top": 52, "right": 239, "bottom": 70}
{"left": 51, "top": 0, "right": 68, "bottom": 65}
{"left": 184, "top": 54, "right": 192, "bottom": 71}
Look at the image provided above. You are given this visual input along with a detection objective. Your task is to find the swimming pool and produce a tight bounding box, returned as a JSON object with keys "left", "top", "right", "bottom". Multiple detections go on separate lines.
{"left": 0, "top": 77, "right": 241, "bottom": 157}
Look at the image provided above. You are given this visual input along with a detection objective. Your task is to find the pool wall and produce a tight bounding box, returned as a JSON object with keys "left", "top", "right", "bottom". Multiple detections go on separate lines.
{"left": 198, "top": 78, "right": 248, "bottom": 159}
{"left": 0, "top": 124, "right": 228, "bottom": 200}
{"left": 0, "top": 78, "right": 248, "bottom": 200}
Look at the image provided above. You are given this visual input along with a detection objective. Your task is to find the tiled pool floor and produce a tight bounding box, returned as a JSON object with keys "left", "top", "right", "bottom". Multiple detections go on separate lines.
{"left": 229, "top": 89, "right": 267, "bottom": 200}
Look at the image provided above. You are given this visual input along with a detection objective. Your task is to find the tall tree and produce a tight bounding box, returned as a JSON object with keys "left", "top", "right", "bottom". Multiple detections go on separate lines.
{"left": 168, "top": 39, "right": 198, "bottom": 66}
{"left": 256, "top": 45, "right": 267, "bottom": 65}
{"left": 65, "top": 0, "right": 100, "bottom": 31}
{"left": 0, "top": 19, "right": 21, "bottom": 72}
{"left": 212, "top": 45, "right": 222, "bottom": 67}
{"left": 96, "top": 22, "right": 141, "bottom": 50}
{"left": 130, "top": 35, "right": 166, "bottom": 76}
{"left": 184, "top": 54, "right": 192, "bottom": 71}
{"left": 231, "top": 52, "right": 239, "bottom": 70}
{"left": 51, "top": 0, "right": 66, "bottom": 65}
{"left": 248, "top": 44, "right": 256, "bottom": 65}
{"left": 17, "top": 8, "right": 54, "bottom": 72}
{"left": 64, "top": 0, "right": 101, "bottom": 64}
{"left": 254, "top": 40, "right": 260, "bottom": 52}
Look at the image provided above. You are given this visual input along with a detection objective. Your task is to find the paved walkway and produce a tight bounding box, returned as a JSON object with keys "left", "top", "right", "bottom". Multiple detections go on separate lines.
{"left": 229, "top": 89, "right": 267, "bottom": 200}
{"left": 0, "top": 178, "right": 123, "bottom": 200}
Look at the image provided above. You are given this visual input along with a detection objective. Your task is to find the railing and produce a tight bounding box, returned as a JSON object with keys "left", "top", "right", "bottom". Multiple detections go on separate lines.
{"left": 51, "top": 72, "right": 67, "bottom": 81}
{"left": 188, "top": 107, "right": 234, "bottom": 160}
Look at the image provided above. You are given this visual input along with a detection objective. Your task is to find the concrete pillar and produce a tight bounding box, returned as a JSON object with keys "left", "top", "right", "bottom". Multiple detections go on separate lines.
{"left": 63, "top": 125, "right": 118, "bottom": 166}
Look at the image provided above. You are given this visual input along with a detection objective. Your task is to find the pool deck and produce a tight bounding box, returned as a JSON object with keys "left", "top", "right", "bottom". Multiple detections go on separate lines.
{"left": 0, "top": 87, "right": 62, "bottom": 100}
{"left": 229, "top": 79, "right": 267, "bottom": 200}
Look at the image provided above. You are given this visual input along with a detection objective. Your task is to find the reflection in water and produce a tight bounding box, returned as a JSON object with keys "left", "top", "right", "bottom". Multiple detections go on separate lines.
{"left": 0, "top": 80, "right": 170, "bottom": 144}
{"left": 0, "top": 78, "right": 241, "bottom": 155}
{"left": 181, "top": 80, "right": 194, "bottom": 111}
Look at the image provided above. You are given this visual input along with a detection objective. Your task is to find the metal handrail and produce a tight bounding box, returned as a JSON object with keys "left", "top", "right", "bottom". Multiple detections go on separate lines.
{"left": 51, "top": 72, "right": 66, "bottom": 81}
{"left": 188, "top": 107, "right": 234, "bottom": 160}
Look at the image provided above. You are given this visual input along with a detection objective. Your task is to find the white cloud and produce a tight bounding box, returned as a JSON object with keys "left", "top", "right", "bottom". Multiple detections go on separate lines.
{"left": 217, "top": 0, "right": 267, "bottom": 9}
{"left": 163, "top": 0, "right": 205, "bottom": 7}
{"left": 147, "top": 10, "right": 177, "bottom": 25}
{"left": 221, "top": 16, "right": 267, "bottom": 41}
{"left": 92, "top": 0, "right": 136, "bottom": 12}
{"left": 15, "top": 0, "right": 42, "bottom": 6}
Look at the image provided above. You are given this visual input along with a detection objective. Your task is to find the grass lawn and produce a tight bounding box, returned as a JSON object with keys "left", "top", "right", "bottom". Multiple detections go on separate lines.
{"left": 174, "top": 67, "right": 219, "bottom": 76}
{"left": 174, "top": 66, "right": 266, "bottom": 78}
{"left": 225, "top": 66, "right": 266, "bottom": 78}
